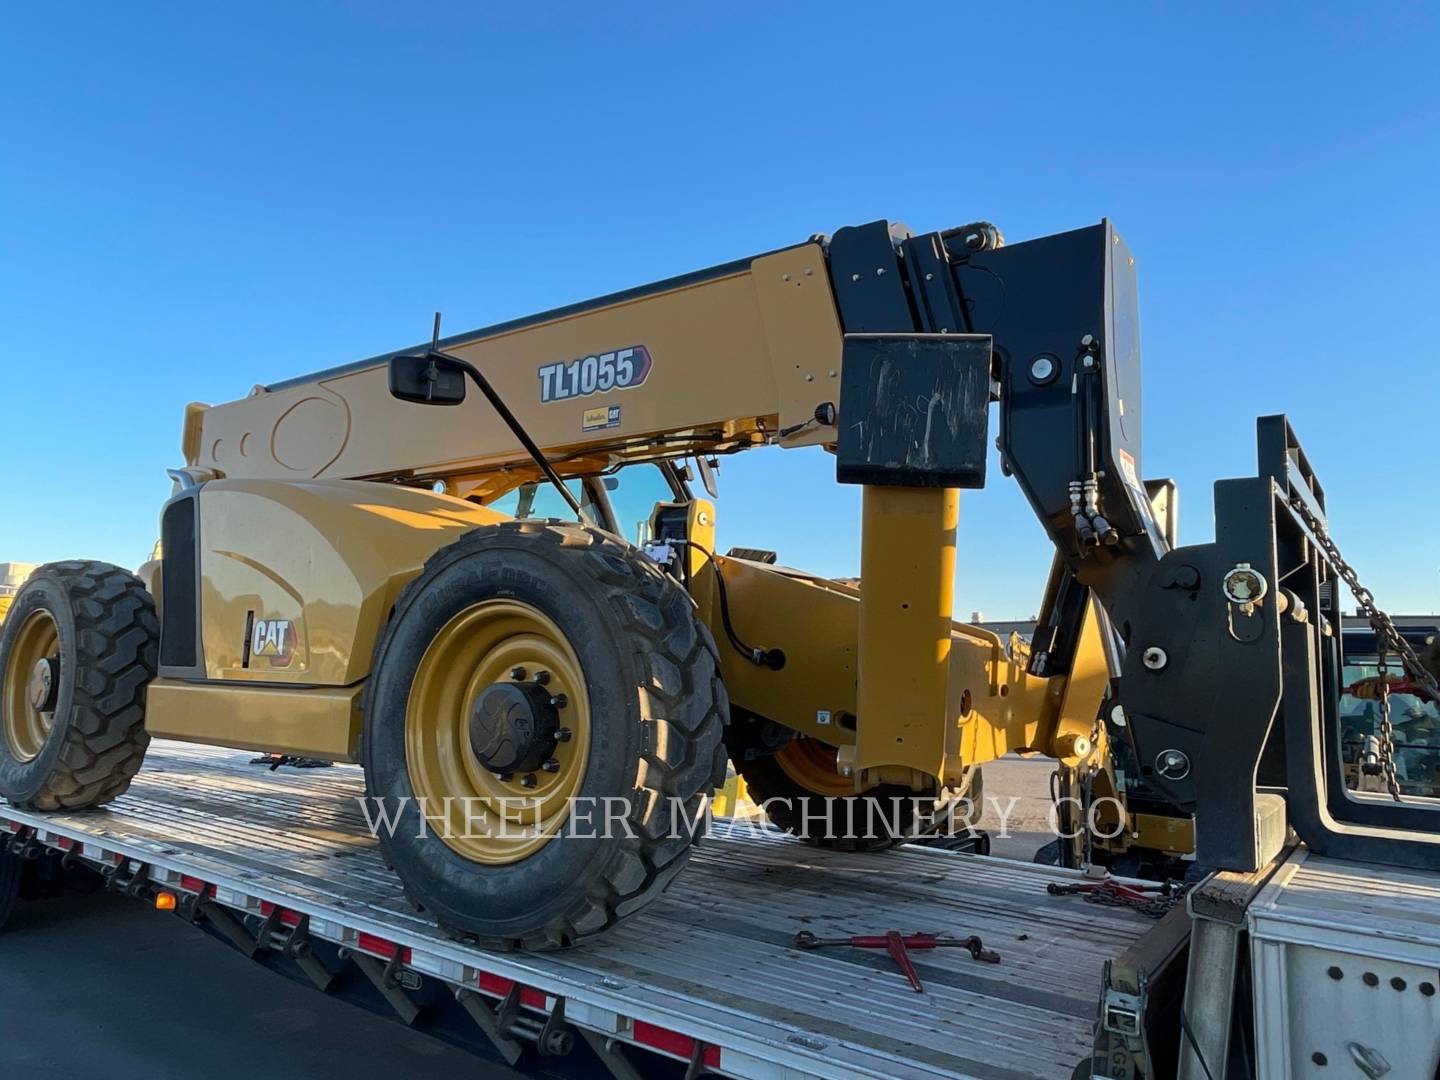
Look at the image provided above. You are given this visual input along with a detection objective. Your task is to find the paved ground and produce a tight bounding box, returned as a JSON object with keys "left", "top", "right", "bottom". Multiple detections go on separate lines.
{"left": 0, "top": 756, "right": 1055, "bottom": 1078}
{"left": 976, "top": 753, "right": 1059, "bottom": 860}
{"left": 0, "top": 889, "right": 523, "bottom": 1079}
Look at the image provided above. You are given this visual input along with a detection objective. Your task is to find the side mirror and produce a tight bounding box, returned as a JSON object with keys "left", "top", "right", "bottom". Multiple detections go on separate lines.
{"left": 388, "top": 353, "right": 467, "bottom": 406}
{"left": 696, "top": 455, "right": 720, "bottom": 499}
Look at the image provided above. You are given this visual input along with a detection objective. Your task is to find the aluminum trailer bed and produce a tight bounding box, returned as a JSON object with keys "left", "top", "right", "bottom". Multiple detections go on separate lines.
{"left": 0, "top": 742, "right": 1151, "bottom": 1080}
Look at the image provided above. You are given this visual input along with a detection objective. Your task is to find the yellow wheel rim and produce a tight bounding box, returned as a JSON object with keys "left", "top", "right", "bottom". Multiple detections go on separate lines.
{"left": 405, "top": 599, "right": 590, "bottom": 865}
{"left": 775, "top": 736, "right": 855, "bottom": 797}
{"left": 3, "top": 609, "right": 60, "bottom": 763}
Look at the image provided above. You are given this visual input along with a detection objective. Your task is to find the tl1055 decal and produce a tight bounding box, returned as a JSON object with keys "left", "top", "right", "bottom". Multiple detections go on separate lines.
{"left": 538, "top": 345, "right": 651, "bottom": 403}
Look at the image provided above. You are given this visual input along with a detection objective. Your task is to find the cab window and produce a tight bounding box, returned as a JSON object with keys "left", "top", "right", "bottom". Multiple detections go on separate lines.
{"left": 601, "top": 463, "right": 682, "bottom": 544}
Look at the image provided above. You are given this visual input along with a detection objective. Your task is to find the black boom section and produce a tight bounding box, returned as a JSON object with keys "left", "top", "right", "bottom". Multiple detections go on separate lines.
{"left": 962, "top": 222, "right": 1168, "bottom": 608}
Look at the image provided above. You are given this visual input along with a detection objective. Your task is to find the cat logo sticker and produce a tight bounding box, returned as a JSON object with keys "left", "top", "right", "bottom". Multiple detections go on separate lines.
{"left": 247, "top": 617, "right": 296, "bottom": 668}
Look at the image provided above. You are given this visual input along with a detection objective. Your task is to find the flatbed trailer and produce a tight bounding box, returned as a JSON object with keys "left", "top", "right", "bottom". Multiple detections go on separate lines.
{"left": 0, "top": 742, "right": 1152, "bottom": 1080}
{"left": 7, "top": 742, "right": 1439, "bottom": 1079}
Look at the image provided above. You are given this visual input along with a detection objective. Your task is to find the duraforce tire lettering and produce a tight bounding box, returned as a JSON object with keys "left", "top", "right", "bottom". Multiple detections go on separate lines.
{"left": 538, "top": 345, "right": 651, "bottom": 403}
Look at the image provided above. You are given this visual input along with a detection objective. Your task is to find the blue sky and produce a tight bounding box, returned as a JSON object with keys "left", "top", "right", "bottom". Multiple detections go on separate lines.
{"left": 2, "top": 4, "right": 1437, "bottom": 618}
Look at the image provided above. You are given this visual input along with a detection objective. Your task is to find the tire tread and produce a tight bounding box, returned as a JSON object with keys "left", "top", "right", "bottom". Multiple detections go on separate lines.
{"left": 371, "top": 520, "right": 726, "bottom": 951}
{"left": 1, "top": 562, "right": 157, "bottom": 811}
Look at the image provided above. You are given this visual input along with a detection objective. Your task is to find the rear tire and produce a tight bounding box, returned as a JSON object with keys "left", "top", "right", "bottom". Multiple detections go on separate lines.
{"left": 727, "top": 712, "right": 982, "bottom": 851}
{"left": 362, "top": 520, "right": 727, "bottom": 950}
{"left": 0, "top": 562, "right": 157, "bottom": 811}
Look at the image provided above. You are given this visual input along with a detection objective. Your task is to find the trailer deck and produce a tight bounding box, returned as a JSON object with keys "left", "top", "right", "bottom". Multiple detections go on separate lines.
{"left": 0, "top": 742, "right": 1153, "bottom": 1080}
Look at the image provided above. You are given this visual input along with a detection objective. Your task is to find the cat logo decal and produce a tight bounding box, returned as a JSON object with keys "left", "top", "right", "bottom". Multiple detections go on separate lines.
{"left": 246, "top": 616, "right": 297, "bottom": 668}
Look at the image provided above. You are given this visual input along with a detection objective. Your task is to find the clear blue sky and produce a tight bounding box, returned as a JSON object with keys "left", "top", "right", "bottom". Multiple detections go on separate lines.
{"left": 2, "top": 5, "right": 1436, "bottom": 618}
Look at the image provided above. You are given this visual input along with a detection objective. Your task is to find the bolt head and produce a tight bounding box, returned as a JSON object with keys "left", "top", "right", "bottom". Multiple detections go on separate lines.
{"left": 1142, "top": 646, "right": 1169, "bottom": 671}
{"left": 1170, "top": 565, "right": 1201, "bottom": 591}
{"left": 1028, "top": 355, "right": 1058, "bottom": 384}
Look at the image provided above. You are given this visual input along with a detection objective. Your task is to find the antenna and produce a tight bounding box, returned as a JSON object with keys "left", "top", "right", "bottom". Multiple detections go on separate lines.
{"left": 431, "top": 311, "right": 442, "bottom": 351}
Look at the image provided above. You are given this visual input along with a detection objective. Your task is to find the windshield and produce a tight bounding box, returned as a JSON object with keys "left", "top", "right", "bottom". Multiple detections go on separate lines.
{"left": 1340, "top": 653, "right": 1440, "bottom": 795}
{"left": 601, "top": 463, "right": 681, "bottom": 545}
{"left": 482, "top": 462, "right": 682, "bottom": 541}
{"left": 484, "top": 478, "right": 598, "bottom": 525}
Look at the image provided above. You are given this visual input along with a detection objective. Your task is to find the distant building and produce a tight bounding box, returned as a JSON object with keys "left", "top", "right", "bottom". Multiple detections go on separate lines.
{"left": 1, "top": 562, "right": 37, "bottom": 597}
{"left": 975, "top": 618, "right": 1038, "bottom": 641}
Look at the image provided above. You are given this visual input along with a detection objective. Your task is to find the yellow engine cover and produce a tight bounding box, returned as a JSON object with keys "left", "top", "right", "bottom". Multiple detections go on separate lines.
{"left": 145, "top": 479, "right": 505, "bottom": 761}
{"left": 191, "top": 479, "right": 505, "bottom": 685}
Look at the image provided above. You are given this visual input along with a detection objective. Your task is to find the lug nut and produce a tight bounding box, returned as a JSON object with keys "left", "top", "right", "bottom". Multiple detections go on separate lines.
{"left": 535, "top": 670, "right": 551, "bottom": 685}
{"left": 549, "top": 693, "right": 568, "bottom": 709}
{"left": 555, "top": 727, "right": 572, "bottom": 743}
{"left": 510, "top": 666, "right": 527, "bottom": 680}
{"left": 496, "top": 772, "right": 513, "bottom": 782}
{"left": 542, "top": 759, "right": 560, "bottom": 773}
{"left": 520, "top": 774, "right": 537, "bottom": 789}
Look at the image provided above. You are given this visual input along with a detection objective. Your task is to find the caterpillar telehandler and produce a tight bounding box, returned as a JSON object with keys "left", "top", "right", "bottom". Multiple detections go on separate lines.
{"left": 4, "top": 217, "right": 1436, "bottom": 952}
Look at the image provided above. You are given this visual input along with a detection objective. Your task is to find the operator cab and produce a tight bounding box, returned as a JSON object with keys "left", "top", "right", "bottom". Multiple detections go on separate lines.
{"left": 1340, "top": 624, "right": 1440, "bottom": 797}
{"left": 479, "top": 460, "right": 692, "bottom": 546}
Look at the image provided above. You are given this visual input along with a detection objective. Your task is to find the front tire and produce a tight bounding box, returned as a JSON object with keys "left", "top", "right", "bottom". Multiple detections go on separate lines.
{"left": 362, "top": 520, "right": 727, "bottom": 950}
{"left": 0, "top": 562, "right": 157, "bottom": 811}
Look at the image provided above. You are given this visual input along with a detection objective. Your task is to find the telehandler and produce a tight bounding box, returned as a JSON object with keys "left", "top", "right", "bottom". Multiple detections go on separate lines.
{"left": 3, "top": 216, "right": 1435, "bottom": 955}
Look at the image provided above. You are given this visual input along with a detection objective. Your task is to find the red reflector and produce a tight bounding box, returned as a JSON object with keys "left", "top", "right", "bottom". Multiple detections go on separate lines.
{"left": 355, "top": 932, "right": 410, "bottom": 963}
{"left": 477, "top": 971, "right": 514, "bottom": 996}
{"left": 178, "top": 875, "right": 215, "bottom": 896}
{"left": 633, "top": 1021, "right": 721, "bottom": 1068}
{"left": 113, "top": 853, "right": 126, "bottom": 864}
{"left": 258, "top": 901, "right": 303, "bottom": 927}
{"left": 56, "top": 836, "right": 75, "bottom": 850}
{"left": 475, "top": 972, "right": 546, "bottom": 1008}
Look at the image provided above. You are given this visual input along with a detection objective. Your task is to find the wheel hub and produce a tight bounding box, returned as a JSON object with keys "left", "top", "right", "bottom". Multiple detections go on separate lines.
{"left": 469, "top": 679, "right": 560, "bottom": 775}
{"left": 27, "top": 656, "right": 59, "bottom": 713}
